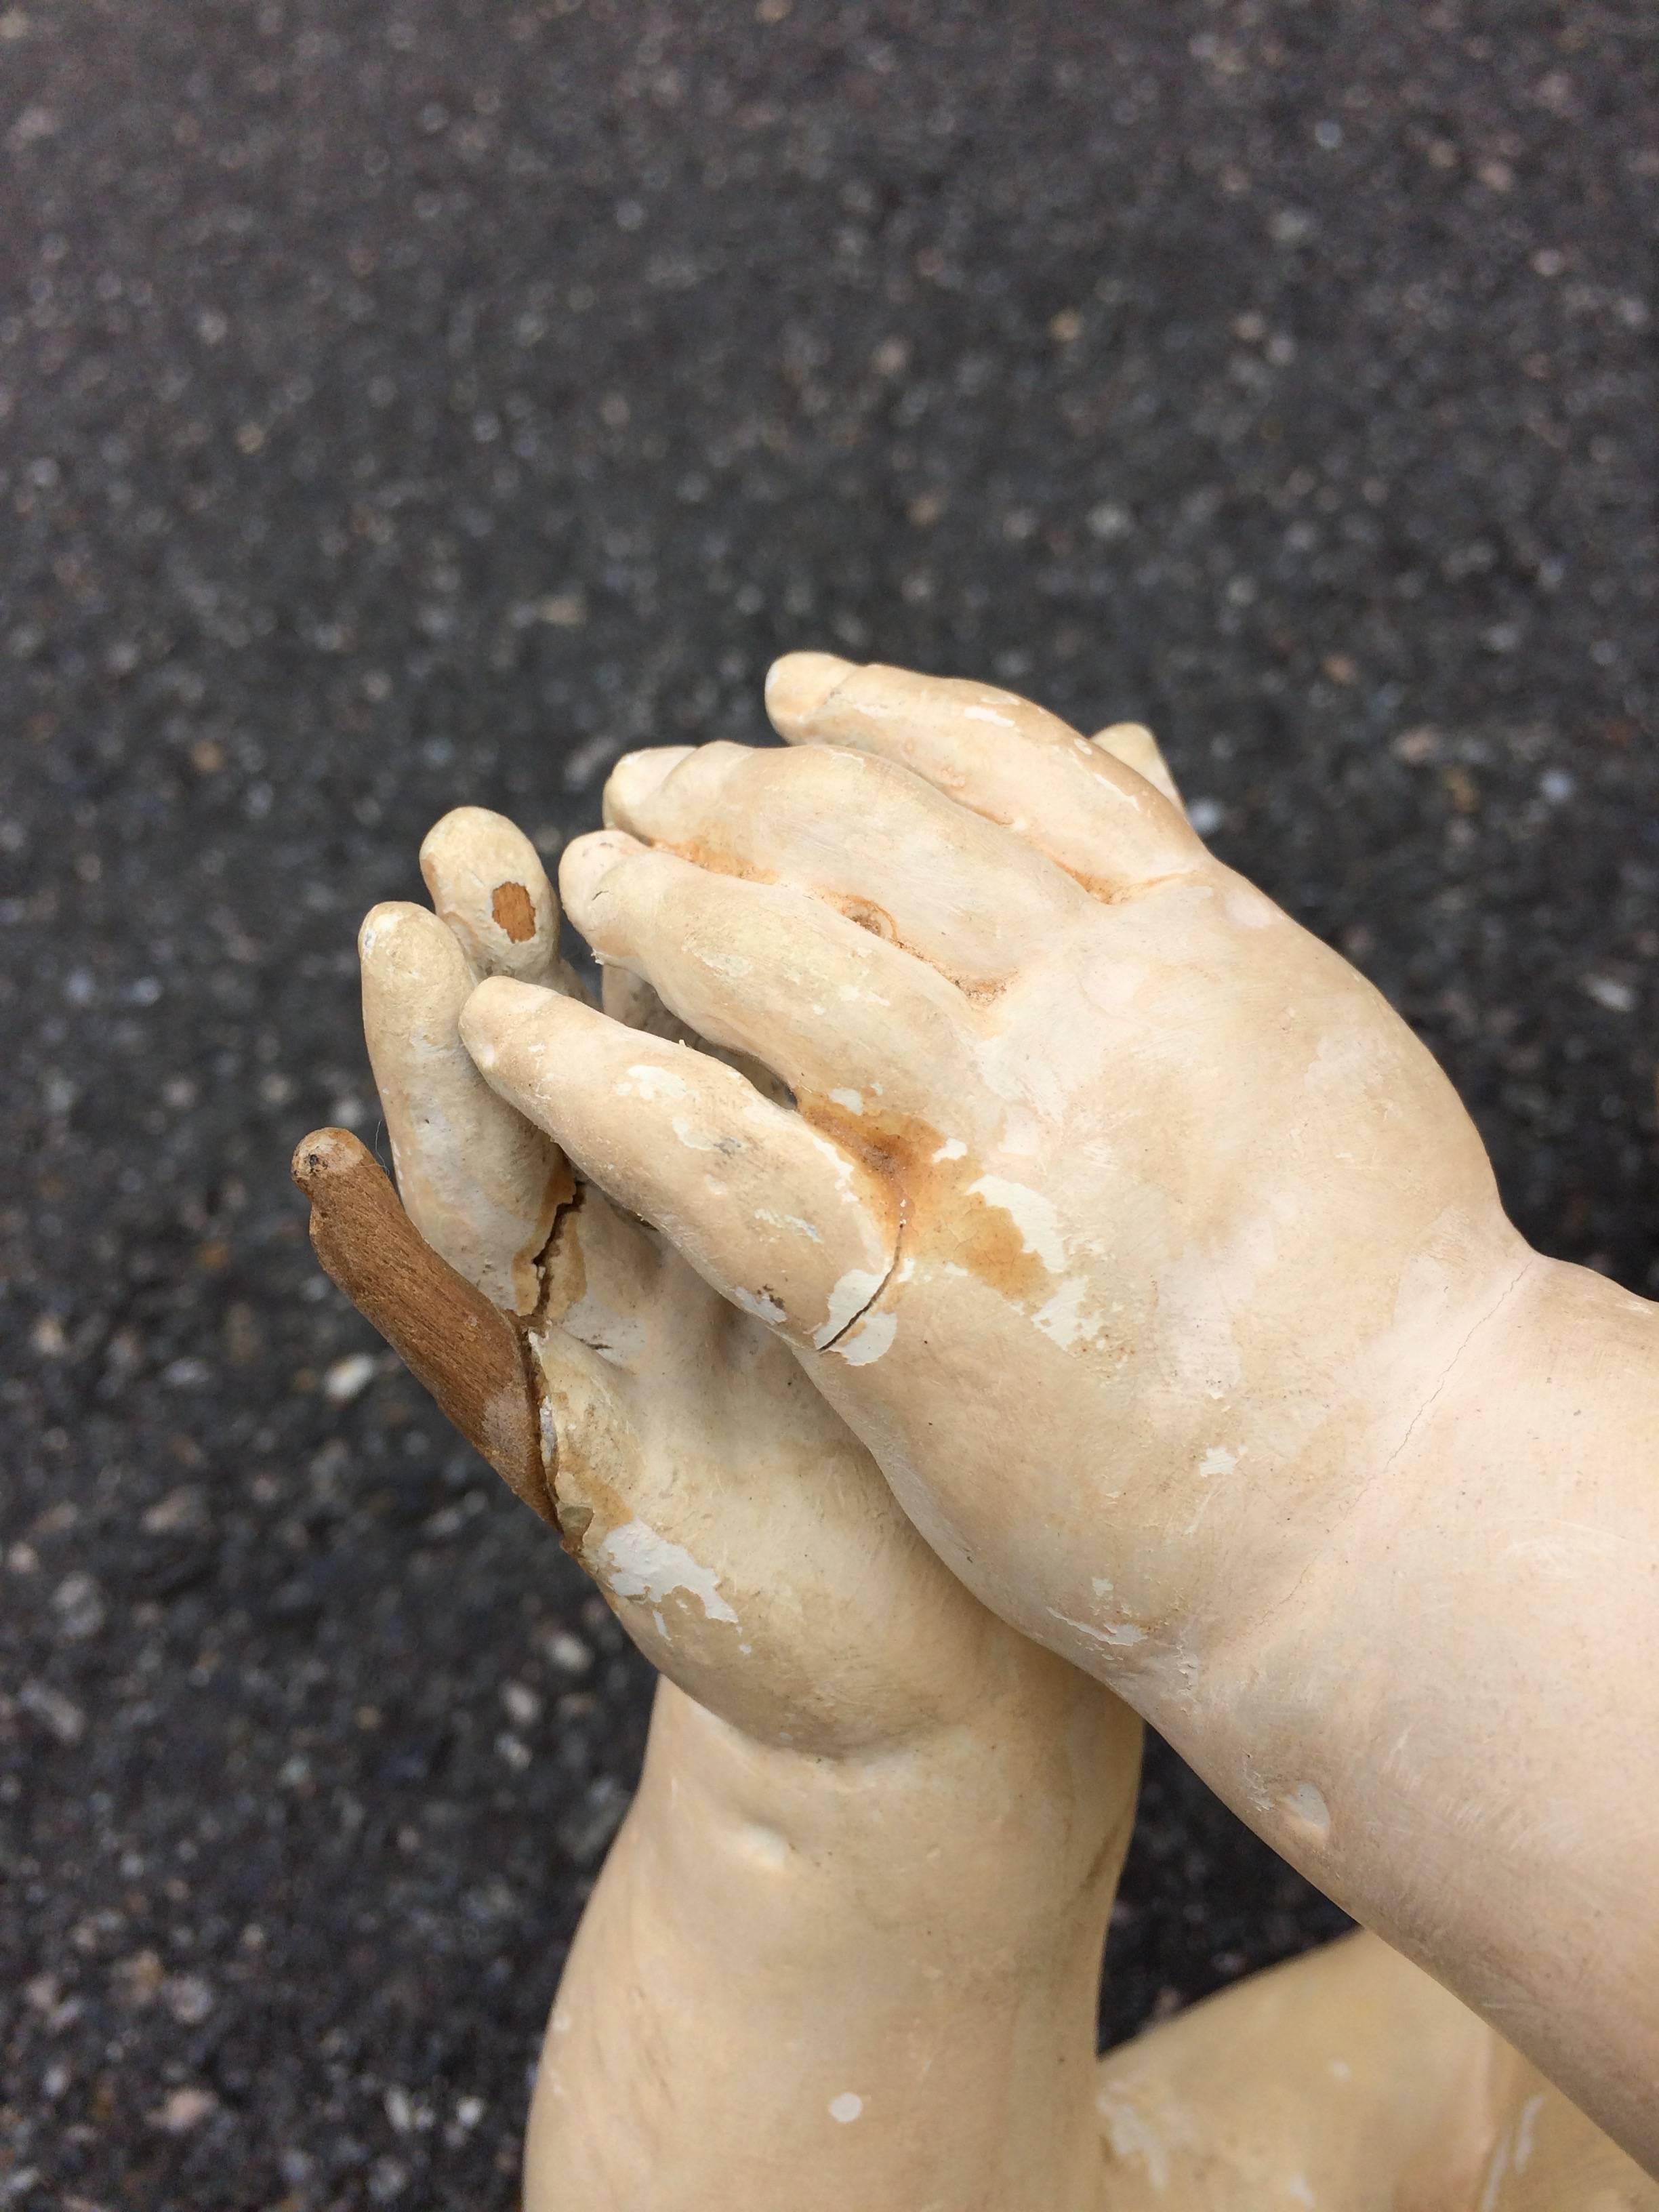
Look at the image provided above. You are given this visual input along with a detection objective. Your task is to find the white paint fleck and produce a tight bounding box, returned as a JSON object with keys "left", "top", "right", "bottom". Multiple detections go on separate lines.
{"left": 1091, "top": 1576, "right": 1113, "bottom": 1599}
{"left": 966, "top": 1174, "right": 1067, "bottom": 1273}
{"left": 746, "top": 1824, "right": 788, "bottom": 1869}
{"left": 813, "top": 1266, "right": 886, "bottom": 1348}
{"left": 931, "top": 1136, "right": 966, "bottom": 1162}
{"left": 1096, "top": 2095, "right": 1170, "bottom": 2190}
{"left": 731, "top": 1286, "right": 787, "bottom": 1324}
{"left": 1327, "top": 2058, "right": 1351, "bottom": 2083}
{"left": 1285, "top": 1782, "right": 1330, "bottom": 1839}
{"left": 829, "top": 2092, "right": 864, "bottom": 2124}
{"left": 1288, "top": 2177, "right": 1316, "bottom": 2209}
{"left": 828, "top": 1087, "right": 864, "bottom": 1113}
{"left": 754, "top": 1208, "right": 823, "bottom": 1243}
{"left": 1052, "top": 1608, "right": 1147, "bottom": 1649}
{"left": 1196, "top": 1445, "right": 1238, "bottom": 1479}
{"left": 596, "top": 1520, "right": 739, "bottom": 1626}
{"left": 1033, "top": 1277, "right": 1098, "bottom": 1349}
{"left": 963, "top": 705, "right": 1015, "bottom": 728}
{"left": 836, "top": 1311, "right": 895, "bottom": 1366}
{"left": 670, "top": 1115, "right": 726, "bottom": 1153}
{"left": 699, "top": 948, "right": 752, "bottom": 979}
{"left": 618, "top": 1061, "right": 689, "bottom": 1101}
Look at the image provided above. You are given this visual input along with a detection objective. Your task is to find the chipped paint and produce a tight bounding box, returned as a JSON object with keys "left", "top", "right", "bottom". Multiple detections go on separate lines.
{"left": 595, "top": 1519, "right": 739, "bottom": 1626}
{"left": 966, "top": 1175, "right": 1068, "bottom": 1273}
{"left": 836, "top": 1311, "right": 896, "bottom": 1365}
{"left": 813, "top": 1265, "right": 886, "bottom": 1348}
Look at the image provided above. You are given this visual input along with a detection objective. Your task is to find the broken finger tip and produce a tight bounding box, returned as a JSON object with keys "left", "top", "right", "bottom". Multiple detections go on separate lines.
{"left": 289, "top": 1124, "right": 375, "bottom": 1193}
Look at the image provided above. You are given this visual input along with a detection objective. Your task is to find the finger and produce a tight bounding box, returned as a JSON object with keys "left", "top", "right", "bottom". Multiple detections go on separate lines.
{"left": 459, "top": 978, "right": 895, "bottom": 1350}
{"left": 558, "top": 831, "right": 975, "bottom": 1128}
{"left": 603, "top": 738, "right": 1087, "bottom": 989}
{"left": 1092, "top": 721, "right": 1187, "bottom": 819}
{"left": 600, "top": 963, "right": 793, "bottom": 1110}
{"left": 418, "top": 804, "right": 579, "bottom": 993}
{"left": 360, "top": 901, "right": 571, "bottom": 1314}
{"left": 291, "top": 1128, "right": 554, "bottom": 1524}
{"left": 602, "top": 743, "right": 693, "bottom": 830}
{"left": 764, "top": 653, "right": 1201, "bottom": 899}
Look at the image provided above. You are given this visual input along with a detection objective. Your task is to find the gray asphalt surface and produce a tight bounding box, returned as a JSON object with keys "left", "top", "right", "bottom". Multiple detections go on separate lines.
{"left": 3, "top": 2, "right": 1656, "bottom": 2203}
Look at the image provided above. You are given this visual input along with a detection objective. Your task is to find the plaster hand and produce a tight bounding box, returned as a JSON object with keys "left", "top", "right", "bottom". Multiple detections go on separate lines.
{"left": 295, "top": 800, "right": 1143, "bottom": 2211}
{"left": 457, "top": 660, "right": 1659, "bottom": 2172}
{"left": 295, "top": 804, "right": 1124, "bottom": 1768}
{"left": 458, "top": 663, "right": 1527, "bottom": 1685}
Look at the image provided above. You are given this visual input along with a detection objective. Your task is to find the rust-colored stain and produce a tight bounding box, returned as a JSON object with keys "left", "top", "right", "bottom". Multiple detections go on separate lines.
{"left": 491, "top": 879, "right": 537, "bottom": 941}
{"left": 291, "top": 1126, "right": 556, "bottom": 1525}
{"left": 825, "top": 891, "right": 899, "bottom": 943}
{"left": 795, "top": 1093, "right": 1054, "bottom": 1313}
{"left": 661, "top": 832, "right": 779, "bottom": 886}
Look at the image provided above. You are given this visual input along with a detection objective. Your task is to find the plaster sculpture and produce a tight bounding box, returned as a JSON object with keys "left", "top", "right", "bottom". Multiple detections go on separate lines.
{"left": 293, "top": 704, "right": 1658, "bottom": 2201}
{"left": 451, "top": 658, "right": 1659, "bottom": 2173}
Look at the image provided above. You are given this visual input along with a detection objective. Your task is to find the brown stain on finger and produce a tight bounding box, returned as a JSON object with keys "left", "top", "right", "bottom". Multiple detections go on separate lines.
{"left": 290, "top": 1128, "right": 557, "bottom": 1527}
{"left": 490, "top": 880, "right": 536, "bottom": 942}
{"left": 794, "top": 1093, "right": 1054, "bottom": 1311}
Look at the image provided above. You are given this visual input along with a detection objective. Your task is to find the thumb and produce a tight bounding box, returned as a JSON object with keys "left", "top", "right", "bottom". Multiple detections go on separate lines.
{"left": 291, "top": 1127, "right": 556, "bottom": 1525}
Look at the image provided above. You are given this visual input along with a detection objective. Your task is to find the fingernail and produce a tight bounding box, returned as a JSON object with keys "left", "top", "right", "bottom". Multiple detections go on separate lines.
{"left": 603, "top": 745, "right": 694, "bottom": 832}
{"left": 764, "top": 651, "right": 854, "bottom": 737}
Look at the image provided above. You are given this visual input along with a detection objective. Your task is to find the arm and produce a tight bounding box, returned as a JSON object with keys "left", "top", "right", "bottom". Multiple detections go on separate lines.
{"left": 305, "top": 800, "right": 1145, "bottom": 2211}
{"left": 1191, "top": 1252, "right": 1659, "bottom": 2159}
{"left": 531, "top": 1677, "right": 1134, "bottom": 2212}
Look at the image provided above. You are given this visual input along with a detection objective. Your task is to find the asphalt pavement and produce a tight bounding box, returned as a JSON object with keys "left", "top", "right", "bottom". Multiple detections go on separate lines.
{"left": 3, "top": 2, "right": 1656, "bottom": 2203}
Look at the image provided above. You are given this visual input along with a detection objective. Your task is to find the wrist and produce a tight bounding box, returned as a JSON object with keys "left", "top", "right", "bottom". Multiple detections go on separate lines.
{"left": 529, "top": 1676, "right": 1138, "bottom": 2212}
{"left": 649, "top": 1669, "right": 1139, "bottom": 1961}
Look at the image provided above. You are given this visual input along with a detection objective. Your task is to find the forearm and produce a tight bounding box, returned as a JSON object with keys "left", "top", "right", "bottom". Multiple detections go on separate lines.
{"left": 1149, "top": 1255, "right": 1659, "bottom": 2170}
{"left": 526, "top": 1677, "right": 1136, "bottom": 2212}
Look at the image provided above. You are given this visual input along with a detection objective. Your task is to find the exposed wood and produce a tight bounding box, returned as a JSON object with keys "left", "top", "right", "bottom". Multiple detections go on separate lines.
{"left": 291, "top": 1126, "right": 556, "bottom": 1527}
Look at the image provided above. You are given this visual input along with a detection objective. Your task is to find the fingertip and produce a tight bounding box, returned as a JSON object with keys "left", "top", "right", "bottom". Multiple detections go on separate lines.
{"left": 603, "top": 744, "right": 695, "bottom": 832}
{"left": 1091, "top": 722, "right": 1185, "bottom": 815}
{"left": 419, "top": 803, "right": 539, "bottom": 886}
{"left": 558, "top": 827, "right": 643, "bottom": 926}
{"left": 764, "top": 650, "right": 855, "bottom": 738}
{"left": 291, "top": 1124, "right": 376, "bottom": 1196}
{"left": 359, "top": 898, "right": 469, "bottom": 981}
{"left": 419, "top": 805, "right": 561, "bottom": 981}
{"left": 358, "top": 898, "right": 422, "bottom": 958}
